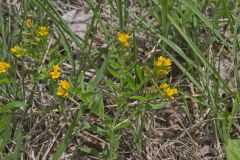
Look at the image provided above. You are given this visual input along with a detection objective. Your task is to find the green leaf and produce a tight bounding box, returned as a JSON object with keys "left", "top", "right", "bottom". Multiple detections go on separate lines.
{"left": 130, "top": 96, "right": 147, "bottom": 102}
{"left": 83, "top": 121, "right": 106, "bottom": 134}
{"left": 108, "top": 66, "right": 120, "bottom": 79}
{"left": 78, "top": 72, "right": 85, "bottom": 93}
{"left": 227, "top": 97, "right": 240, "bottom": 136}
{"left": 113, "top": 119, "right": 130, "bottom": 131}
{"left": 125, "top": 73, "right": 135, "bottom": 90}
{"left": 149, "top": 103, "right": 167, "bottom": 110}
{"left": 109, "top": 59, "right": 121, "bottom": 69}
{"left": 135, "top": 64, "right": 143, "bottom": 82}
{"left": 79, "top": 92, "right": 94, "bottom": 102}
{"left": 0, "top": 116, "right": 12, "bottom": 152}
{"left": 87, "top": 58, "right": 108, "bottom": 92}
{"left": 0, "top": 101, "right": 26, "bottom": 113}
{"left": 12, "top": 125, "right": 22, "bottom": 160}
{"left": 226, "top": 138, "right": 240, "bottom": 160}
{"left": 105, "top": 79, "right": 120, "bottom": 92}
{"left": 0, "top": 125, "right": 12, "bottom": 152}
{"left": 0, "top": 116, "right": 11, "bottom": 130}
{"left": 91, "top": 92, "right": 105, "bottom": 119}
{"left": 0, "top": 78, "right": 10, "bottom": 84}
{"left": 79, "top": 146, "right": 103, "bottom": 158}
{"left": 109, "top": 134, "right": 121, "bottom": 150}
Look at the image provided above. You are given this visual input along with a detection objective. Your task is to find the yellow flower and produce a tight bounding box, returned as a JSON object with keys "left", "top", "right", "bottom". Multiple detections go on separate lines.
{"left": 155, "top": 56, "right": 164, "bottom": 67}
{"left": 11, "top": 45, "right": 23, "bottom": 57}
{"left": 52, "top": 65, "right": 60, "bottom": 72}
{"left": 117, "top": 32, "right": 131, "bottom": 47}
{"left": 24, "top": 19, "right": 33, "bottom": 28}
{"left": 160, "top": 83, "right": 169, "bottom": 90}
{"left": 56, "top": 87, "right": 68, "bottom": 97}
{"left": 49, "top": 70, "right": 60, "bottom": 79}
{"left": 56, "top": 80, "right": 70, "bottom": 97}
{"left": 36, "top": 26, "right": 48, "bottom": 37}
{"left": 164, "top": 58, "right": 172, "bottom": 67}
{"left": 155, "top": 56, "right": 172, "bottom": 67}
{"left": 0, "top": 61, "right": 10, "bottom": 74}
{"left": 59, "top": 80, "right": 70, "bottom": 90}
{"left": 160, "top": 82, "right": 178, "bottom": 99}
{"left": 154, "top": 56, "right": 172, "bottom": 76}
{"left": 164, "top": 88, "right": 178, "bottom": 99}
{"left": 49, "top": 65, "right": 61, "bottom": 79}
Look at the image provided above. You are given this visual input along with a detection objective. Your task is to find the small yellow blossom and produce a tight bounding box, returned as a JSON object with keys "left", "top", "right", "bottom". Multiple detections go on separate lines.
{"left": 36, "top": 26, "right": 48, "bottom": 37}
{"left": 0, "top": 61, "right": 10, "bottom": 74}
{"left": 117, "top": 32, "right": 131, "bottom": 47}
{"left": 49, "top": 65, "right": 61, "bottom": 79}
{"left": 59, "top": 80, "right": 70, "bottom": 90}
{"left": 155, "top": 56, "right": 172, "bottom": 67}
{"left": 154, "top": 56, "right": 172, "bottom": 76}
{"left": 52, "top": 65, "right": 60, "bottom": 72}
{"left": 56, "top": 80, "right": 70, "bottom": 97}
{"left": 155, "top": 56, "right": 164, "bottom": 67}
{"left": 164, "top": 58, "right": 172, "bottom": 66}
{"left": 164, "top": 88, "right": 178, "bottom": 99}
{"left": 160, "top": 83, "right": 169, "bottom": 90}
{"left": 49, "top": 71, "right": 60, "bottom": 79}
{"left": 160, "top": 82, "right": 178, "bottom": 99}
{"left": 56, "top": 87, "right": 68, "bottom": 97}
{"left": 11, "top": 45, "right": 23, "bottom": 57}
{"left": 24, "top": 19, "right": 33, "bottom": 28}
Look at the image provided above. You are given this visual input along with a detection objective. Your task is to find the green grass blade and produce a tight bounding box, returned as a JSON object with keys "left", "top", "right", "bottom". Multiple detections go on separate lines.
{"left": 52, "top": 108, "right": 83, "bottom": 160}
{"left": 222, "top": 0, "right": 234, "bottom": 33}
{"left": 227, "top": 96, "right": 240, "bottom": 136}
{"left": 87, "top": 57, "right": 108, "bottom": 92}
{"left": 0, "top": 101, "right": 26, "bottom": 113}
{"left": 117, "top": 0, "right": 124, "bottom": 30}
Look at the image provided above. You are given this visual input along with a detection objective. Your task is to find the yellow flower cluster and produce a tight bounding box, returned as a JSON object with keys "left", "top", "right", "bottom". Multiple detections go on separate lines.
{"left": 11, "top": 45, "right": 23, "bottom": 57}
{"left": 36, "top": 26, "right": 48, "bottom": 38}
{"left": 56, "top": 80, "right": 70, "bottom": 97}
{"left": 49, "top": 65, "right": 61, "bottom": 79}
{"left": 154, "top": 56, "right": 172, "bottom": 76}
{"left": 117, "top": 32, "right": 131, "bottom": 47}
{"left": 160, "top": 83, "right": 178, "bottom": 99}
{"left": 0, "top": 61, "right": 10, "bottom": 74}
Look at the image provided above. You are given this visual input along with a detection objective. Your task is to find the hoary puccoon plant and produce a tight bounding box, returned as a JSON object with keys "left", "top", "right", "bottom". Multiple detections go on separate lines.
{"left": 100, "top": 32, "right": 178, "bottom": 159}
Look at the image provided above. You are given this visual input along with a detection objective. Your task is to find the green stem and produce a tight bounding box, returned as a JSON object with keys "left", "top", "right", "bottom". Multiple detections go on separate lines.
{"left": 20, "top": 60, "right": 26, "bottom": 101}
